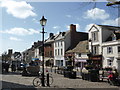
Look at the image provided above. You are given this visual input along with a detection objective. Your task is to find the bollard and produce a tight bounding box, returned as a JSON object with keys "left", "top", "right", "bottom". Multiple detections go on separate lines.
{"left": 55, "top": 67, "right": 56, "bottom": 73}
{"left": 51, "top": 67, "right": 52, "bottom": 72}
{"left": 47, "top": 73, "right": 50, "bottom": 86}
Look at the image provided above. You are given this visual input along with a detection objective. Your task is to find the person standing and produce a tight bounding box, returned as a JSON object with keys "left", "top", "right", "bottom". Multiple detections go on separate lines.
{"left": 11, "top": 64, "right": 16, "bottom": 72}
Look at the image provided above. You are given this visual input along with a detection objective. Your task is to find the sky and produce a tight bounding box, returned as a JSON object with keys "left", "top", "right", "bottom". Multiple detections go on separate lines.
{"left": 0, "top": 0, "right": 120, "bottom": 55}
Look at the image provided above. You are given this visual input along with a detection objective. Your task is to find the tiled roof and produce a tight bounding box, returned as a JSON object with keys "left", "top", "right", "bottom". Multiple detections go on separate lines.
{"left": 67, "top": 40, "right": 89, "bottom": 53}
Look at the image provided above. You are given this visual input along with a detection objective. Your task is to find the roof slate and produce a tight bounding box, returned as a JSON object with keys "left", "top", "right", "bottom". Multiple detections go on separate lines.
{"left": 67, "top": 40, "right": 89, "bottom": 53}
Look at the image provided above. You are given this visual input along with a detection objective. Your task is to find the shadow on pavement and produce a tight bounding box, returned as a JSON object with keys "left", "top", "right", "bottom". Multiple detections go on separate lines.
{"left": 2, "top": 81, "right": 36, "bottom": 89}
{"left": 2, "top": 72, "right": 21, "bottom": 75}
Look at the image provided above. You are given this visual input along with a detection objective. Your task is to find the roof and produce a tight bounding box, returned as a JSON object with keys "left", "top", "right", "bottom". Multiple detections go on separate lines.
{"left": 106, "top": 31, "right": 120, "bottom": 41}
{"left": 66, "top": 40, "right": 89, "bottom": 53}
{"left": 89, "top": 24, "right": 120, "bottom": 32}
{"left": 54, "top": 30, "right": 70, "bottom": 41}
{"left": 98, "top": 25, "right": 120, "bottom": 31}
{"left": 45, "top": 34, "right": 59, "bottom": 44}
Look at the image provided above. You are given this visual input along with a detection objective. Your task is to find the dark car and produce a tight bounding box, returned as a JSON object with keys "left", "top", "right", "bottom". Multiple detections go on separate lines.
{"left": 17, "top": 63, "right": 25, "bottom": 71}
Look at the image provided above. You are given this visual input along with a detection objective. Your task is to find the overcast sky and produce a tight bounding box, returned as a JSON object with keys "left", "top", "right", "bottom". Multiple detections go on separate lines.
{"left": 0, "top": 0, "right": 119, "bottom": 55}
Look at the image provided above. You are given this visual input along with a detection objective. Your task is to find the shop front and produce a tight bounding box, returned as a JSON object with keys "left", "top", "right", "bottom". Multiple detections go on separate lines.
{"left": 90, "top": 55, "right": 102, "bottom": 69}
{"left": 75, "top": 58, "right": 87, "bottom": 70}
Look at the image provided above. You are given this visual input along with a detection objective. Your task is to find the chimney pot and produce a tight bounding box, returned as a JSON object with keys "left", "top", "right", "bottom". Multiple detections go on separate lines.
{"left": 50, "top": 33, "right": 54, "bottom": 38}
{"left": 70, "top": 24, "right": 76, "bottom": 32}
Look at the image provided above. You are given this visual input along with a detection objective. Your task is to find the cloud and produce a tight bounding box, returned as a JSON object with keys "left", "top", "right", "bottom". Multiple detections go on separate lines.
{"left": 1, "top": 0, "right": 37, "bottom": 19}
{"left": 9, "top": 37, "right": 22, "bottom": 41}
{"left": 66, "top": 15, "right": 72, "bottom": 18}
{"left": 102, "top": 17, "right": 120, "bottom": 26}
{"left": 85, "top": 23, "right": 94, "bottom": 32}
{"left": 53, "top": 26, "right": 61, "bottom": 29}
{"left": 32, "top": 18, "right": 39, "bottom": 24}
{"left": 75, "top": 24, "right": 80, "bottom": 30}
{"left": 84, "top": 8, "right": 109, "bottom": 20}
{"left": 0, "top": 27, "right": 39, "bottom": 36}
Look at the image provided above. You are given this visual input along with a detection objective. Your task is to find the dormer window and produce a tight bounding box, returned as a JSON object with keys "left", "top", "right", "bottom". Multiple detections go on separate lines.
{"left": 112, "top": 33, "right": 116, "bottom": 41}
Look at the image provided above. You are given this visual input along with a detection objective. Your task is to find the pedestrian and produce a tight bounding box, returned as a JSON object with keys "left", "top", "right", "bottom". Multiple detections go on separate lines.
{"left": 5, "top": 62, "right": 9, "bottom": 73}
{"left": 11, "top": 64, "right": 16, "bottom": 72}
{"left": 113, "top": 69, "right": 119, "bottom": 78}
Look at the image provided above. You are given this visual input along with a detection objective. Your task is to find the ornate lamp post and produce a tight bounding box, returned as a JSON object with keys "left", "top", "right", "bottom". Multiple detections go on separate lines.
{"left": 40, "top": 16, "right": 47, "bottom": 86}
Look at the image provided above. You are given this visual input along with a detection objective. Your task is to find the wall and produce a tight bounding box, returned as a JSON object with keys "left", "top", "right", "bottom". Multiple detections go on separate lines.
{"left": 102, "top": 41, "right": 120, "bottom": 72}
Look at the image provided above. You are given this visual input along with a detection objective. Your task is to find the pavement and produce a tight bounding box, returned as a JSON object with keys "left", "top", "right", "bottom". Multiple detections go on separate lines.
{"left": 1, "top": 68, "right": 120, "bottom": 90}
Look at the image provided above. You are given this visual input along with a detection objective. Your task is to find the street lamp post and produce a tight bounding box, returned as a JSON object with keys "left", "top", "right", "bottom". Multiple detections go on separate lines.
{"left": 87, "top": 39, "right": 93, "bottom": 65}
{"left": 40, "top": 16, "right": 47, "bottom": 86}
{"left": 89, "top": 39, "right": 93, "bottom": 54}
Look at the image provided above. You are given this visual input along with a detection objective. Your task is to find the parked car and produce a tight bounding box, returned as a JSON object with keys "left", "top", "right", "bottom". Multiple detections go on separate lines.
{"left": 17, "top": 63, "right": 25, "bottom": 71}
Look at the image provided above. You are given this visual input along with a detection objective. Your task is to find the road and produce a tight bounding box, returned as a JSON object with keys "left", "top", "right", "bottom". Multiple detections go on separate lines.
{"left": 1, "top": 70, "right": 120, "bottom": 89}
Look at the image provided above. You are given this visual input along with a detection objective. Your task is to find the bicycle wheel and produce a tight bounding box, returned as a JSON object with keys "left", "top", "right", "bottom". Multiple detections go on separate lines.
{"left": 33, "top": 77, "right": 41, "bottom": 87}
{"left": 49, "top": 76, "right": 53, "bottom": 85}
{"left": 44, "top": 76, "right": 53, "bottom": 85}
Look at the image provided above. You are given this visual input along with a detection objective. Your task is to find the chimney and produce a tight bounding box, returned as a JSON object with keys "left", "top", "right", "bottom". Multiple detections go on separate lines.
{"left": 49, "top": 33, "right": 54, "bottom": 38}
{"left": 70, "top": 24, "right": 76, "bottom": 32}
{"left": 8, "top": 49, "right": 13, "bottom": 55}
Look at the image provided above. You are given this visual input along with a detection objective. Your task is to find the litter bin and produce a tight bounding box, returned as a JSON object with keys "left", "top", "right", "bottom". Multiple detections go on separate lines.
{"left": 89, "top": 69, "right": 99, "bottom": 82}
{"left": 69, "top": 71, "right": 76, "bottom": 79}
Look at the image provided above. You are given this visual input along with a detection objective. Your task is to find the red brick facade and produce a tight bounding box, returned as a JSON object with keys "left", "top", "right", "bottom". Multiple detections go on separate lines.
{"left": 44, "top": 43, "right": 54, "bottom": 58}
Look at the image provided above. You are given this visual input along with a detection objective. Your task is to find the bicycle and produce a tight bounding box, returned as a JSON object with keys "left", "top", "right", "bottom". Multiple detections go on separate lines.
{"left": 33, "top": 72, "right": 53, "bottom": 87}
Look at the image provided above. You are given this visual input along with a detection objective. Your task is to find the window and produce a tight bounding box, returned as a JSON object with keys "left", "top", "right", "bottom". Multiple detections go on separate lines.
{"left": 112, "top": 33, "right": 116, "bottom": 41}
{"left": 61, "top": 60, "right": 63, "bottom": 66}
{"left": 50, "top": 51, "right": 52, "bottom": 57}
{"left": 78, "top": 53, "right": 81, "bottom": 57}
{"left": 118, "top": 46, "right": 120, "bottom": 53}
{"left": 92, "top": 32, "right": 98, "bottom": 41}
{"left": 61, "top": 49, "right": 63, "bottom": 55}
{"left": 58, "top": 42, "right": 59, "bottom": 47}
{"left": 55, "top": 42, "right": 57, "bottom": 47}
{"left": 58, "top": 49, "right": 59, "bottom": 55}
{"left": 108, "top": 59, "right": 113, "bottom": 66}
{"left": 61, "top": 41, "right": 62, "bottom": 46}
{"left": 107, "top": 46, "right": 113, "bottom": 54}
{"left": 86, "top": 45, "right": 88, "bottom": 50}
{"left": 93, "top": 46, "right": 98, "bottom": 55}
{"left": 55, "top": 49, "right": 57, "bottom": 55}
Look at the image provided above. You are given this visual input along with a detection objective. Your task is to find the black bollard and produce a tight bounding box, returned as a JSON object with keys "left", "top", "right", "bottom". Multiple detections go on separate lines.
{"left": 47, "top": 73, "right": 50, "bottom": 86}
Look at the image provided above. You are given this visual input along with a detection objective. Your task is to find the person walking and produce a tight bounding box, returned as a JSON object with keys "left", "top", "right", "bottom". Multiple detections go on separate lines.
{"left": 11, "top": 64, "right": 16, "bottom": 72}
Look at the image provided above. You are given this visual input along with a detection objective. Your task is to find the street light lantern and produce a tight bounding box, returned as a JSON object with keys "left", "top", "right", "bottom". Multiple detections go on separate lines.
{"left": 89, "top": 38, "right": 92, "bottom": 42}
{"left": 40, "top": 16, "right": 47, "bottom": 26}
